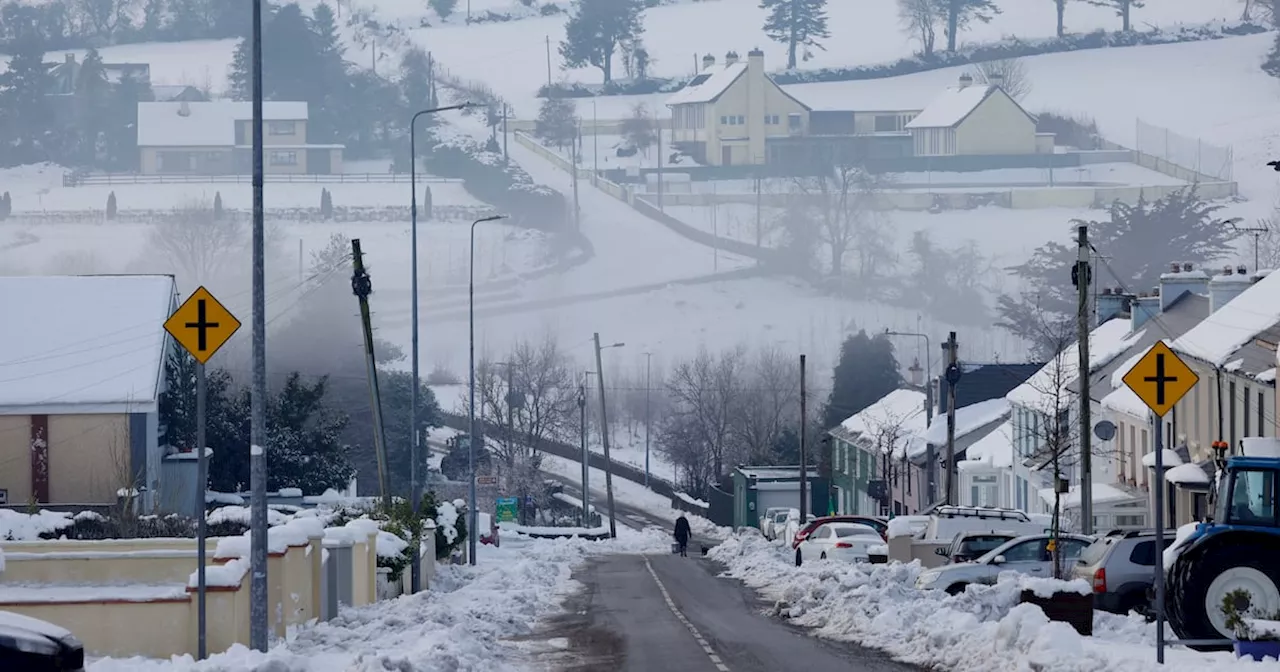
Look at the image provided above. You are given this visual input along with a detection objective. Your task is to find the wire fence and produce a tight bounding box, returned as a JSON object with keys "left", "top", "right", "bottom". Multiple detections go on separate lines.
{"left": 1135, "top": 118, "right": 1234, "bottom": 182}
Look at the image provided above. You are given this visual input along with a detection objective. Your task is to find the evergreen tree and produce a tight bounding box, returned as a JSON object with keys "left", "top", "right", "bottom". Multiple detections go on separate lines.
{"left": 378, "top": 369, "right": 444, "bottom": 495}
{"left": 536, "top": 96, "right": 578, "bottom": 150}
{"left": 309, "top": 2, "right": 348, "bottom": 143}
{"left": 997, "top": 188, "right": 1234, "bottom": 356}
{"left": 0, "top": 33, "right": 55, "bottom": 166}
{"left": 228, "top": 38, "right": 252, "bottom": 101}
{"left": 159, "top": 352, "right": 243, "bottom": 491}
{"left": 140, "top": 0, "right": 164, "bottom": 38}
{"left": 760, "top": 0, "right": 831, "bottom": 70}
{"left": 256, "top": 373, "right": 354, "bottom": 493}
{"left": 942, "top": 0, "right": 1000, "bottom": 52}
{"left": 400, "top": 47, "right": 435, "bottom": 112}
{"left": 820, "top": 330, "right": 903, "bottom": 432}
{"left": 213, "top": 191, "right": 223, "bottom": 219}
{"left": 106, "top": 191, "right": 117, "bottom": 219}
{"left": 560, "top": 0, "right": 645, "bottom": 84}
{"left": 429, "top": 0, "right": 459, "bottom": 19}
{"left": 74, "top": 48, "right": 112, "bottom": 165}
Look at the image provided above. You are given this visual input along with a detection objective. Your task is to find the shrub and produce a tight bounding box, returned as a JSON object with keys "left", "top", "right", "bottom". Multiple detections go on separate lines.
{"left": 538, "top": 21, "right": 1269, "bottom": 98}
{"left": 423, "top": 185, "right": 433, "bottom": 220}
{"left": 425, "top": 125, "right": 566, "bottom": 231}
{"left": 106, "top": 191, "right": 117, "bottom": 219}
{"left": 213, "top": 191, "right": 224, "bottom": 220}
{"left": 1036, "top": 112, "right": 1102, "bottom": 150}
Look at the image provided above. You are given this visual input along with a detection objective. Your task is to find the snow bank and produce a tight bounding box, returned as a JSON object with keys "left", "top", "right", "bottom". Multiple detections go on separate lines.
{"left": 206, "top": 506, "right": 289, "bottom": 527}
{"left": 205, "top": 491, "right": 244, "bottom": 506}
{"left": 0, "top": 509, "right": 78, "bottom": 540}
{"left": 436, "top": 500, "right": 460, "bottom": 545}
{"left": 514, "top": 525, "right": 610, "bottom": 537}
{"left": 709, "top": 531, "right": 1263, "bottom": 671}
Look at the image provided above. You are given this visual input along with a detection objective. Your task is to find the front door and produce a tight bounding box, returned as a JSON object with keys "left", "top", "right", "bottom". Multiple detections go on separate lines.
{"left": 721, "top": 145, "right": 732, "bottom": 166}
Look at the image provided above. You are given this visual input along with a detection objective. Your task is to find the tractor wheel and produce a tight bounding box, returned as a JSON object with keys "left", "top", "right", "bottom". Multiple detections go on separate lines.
{"left": 1167, "top": 541, "right": 1280, "bottom": 651}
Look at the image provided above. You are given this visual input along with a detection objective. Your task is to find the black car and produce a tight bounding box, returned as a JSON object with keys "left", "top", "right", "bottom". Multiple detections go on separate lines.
{"left": 0, "top": 612, "right": 85, "bottom": 672}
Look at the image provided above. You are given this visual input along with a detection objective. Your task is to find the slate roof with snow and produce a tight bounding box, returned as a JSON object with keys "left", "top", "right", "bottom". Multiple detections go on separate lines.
{"left": 960, "top": 421, "right": 1015, "bottom": 469}
{"left": 904, "top": 85, "right": 1033, "bottom": 129}
{"left": 922, "top": 398, "right": 1009, "bottom": 446}
{"left": 837, "top": 388, "right": 928, "bottom": 459}
{"left": 137, "top": 101, "right": 309, "bottom": 147}
{"left": 1171, "top": 267, "right": 1280, "bottom": 367}
{"left": 665, "top": 62, "right": 748, "bottom": 106}
{"left": 0, "top": 275, "right": 176, "bottom": 414}
{"left": 1007, "top": 319, "right": 1146, "bottom": 415}
{"left": 1037, "top": 481, "right": 1139, "bottom": 509}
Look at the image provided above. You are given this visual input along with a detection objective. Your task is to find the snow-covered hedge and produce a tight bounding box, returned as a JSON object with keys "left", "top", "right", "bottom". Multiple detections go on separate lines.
{"left": 539, "top": 21, "right": 1269, "bottom": 99}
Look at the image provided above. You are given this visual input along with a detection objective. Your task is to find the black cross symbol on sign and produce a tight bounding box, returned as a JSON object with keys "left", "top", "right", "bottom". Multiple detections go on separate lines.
{"left": 1143, "top": 353, "right": 1178, "bottom": 406}
{"left": 184, "top": 299, "right": 220, "bottom": 352}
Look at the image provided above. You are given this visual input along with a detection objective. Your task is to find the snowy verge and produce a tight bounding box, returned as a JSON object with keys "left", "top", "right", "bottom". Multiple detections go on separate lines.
{"left": 709, "top": 533, "right": 1273, "bottom": 672}
{"left": 89, "top": 528, "right": 672, "bottom": 671}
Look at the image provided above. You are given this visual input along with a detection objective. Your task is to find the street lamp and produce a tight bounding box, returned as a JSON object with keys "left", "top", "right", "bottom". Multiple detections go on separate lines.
{"left": 408, "top": 101, "right": 471, "bottom": 593}
{"left": 883, "top": 330, "right": 932, "bottom": 398}
{"left": 592, "top": 336, "right": 625, "bottom": 537}
{"left": 643, "top": 351, "right": 652, "bottom": 488}
{"left": 467, "top": 214, "right": 507, "bottom": 566}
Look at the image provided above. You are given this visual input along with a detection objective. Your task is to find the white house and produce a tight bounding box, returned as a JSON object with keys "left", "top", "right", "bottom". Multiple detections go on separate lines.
{"left": 829, "top": 388, "right": 928, "bottom": 516}
{"left": 957, "top": 420, "right": 1015, "bottom": 509}
{"left": 904, "top": 73, "right": 1046, "bottom": 157}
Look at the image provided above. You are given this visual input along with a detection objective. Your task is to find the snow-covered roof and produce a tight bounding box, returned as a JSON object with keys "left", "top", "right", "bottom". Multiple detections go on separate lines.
{"left": 0, "top": 275, "right": 176, "bottom": 414}
{"left": 666, "top": 62, "right": 747, "bottom": 106}
{"left": 922, "top": 398, "right": 1009, "bottom": 445}
{"left": 904, "top": 84, "right": 1019, "bottom": 129}
{"left": 837, "top": 388, "right": 928, "bottom": 459}
{"left": 1037, "top": 482, "right": 1139, "bottom": 509}
{"left": 1141, "top": 449, "right": 1183, "bottom": 468}
{"left": 961, "top": 421, "right": 1014, "bottom": 469}
{"left": 137, "top": 101, "right": 308, "bottom": 147}
{"left": 1007, "top": 319, "right": 1146, "bottom": 414}
{"left": 1166, "top": 462, "right": 1211, "bottom": 486}
{"left": 1171, "top": 267, "right": 1280, "bottom": 366}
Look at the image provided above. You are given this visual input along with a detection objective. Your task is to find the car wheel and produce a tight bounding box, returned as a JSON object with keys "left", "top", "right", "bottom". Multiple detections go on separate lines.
{"left": 945, "top": 582, "right": 968, "bottom": 596}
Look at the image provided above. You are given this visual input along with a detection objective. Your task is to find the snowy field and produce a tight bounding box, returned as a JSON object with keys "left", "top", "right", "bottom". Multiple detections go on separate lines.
{"left": 86, "top": 527, "right": 671, "bottom": 671}
{"left": 414, "top": 0, "right": 1244, "bottom": 115}
{"left": 0, "top": 39, "right": 238, "bottom": 93}
{"left": 710, "top": 532, "right": 1277, "bottom": 672}
{"left": 0, "top": 165, "right": 481, "bottom": 213}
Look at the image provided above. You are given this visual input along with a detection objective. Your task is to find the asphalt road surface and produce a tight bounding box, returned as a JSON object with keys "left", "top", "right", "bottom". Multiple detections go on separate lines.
{"left": 539, "top": 474, "right": 922, "bottom": 672}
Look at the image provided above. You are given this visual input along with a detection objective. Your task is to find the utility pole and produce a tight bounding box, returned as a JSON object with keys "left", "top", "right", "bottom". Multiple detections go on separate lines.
{"left": 943, "top": 333, "right": 959, "bottom": 506}
{"left": 754, "top": 175, "right": 762, "bottom": 254}
{"left": 545, "top": 36, "right": 552, "bottom": 89}
{"left": 799, "top": 354, "right": 808, "bottom": 522}
{"left": 248, "top": 0, "right": 268, "bottom": 651}
{"left": 644, "top": 352, "right": 652, "bottom": 488}
{"left": 592, "top": 100, "right": 599, "bottom": 177}
{"left": 502, "top": 103, "right": 509, "bottom": 165}
{"left": 195, "top": 361, "right": 207, "bottom": 659}
{"left": 592, "top": 333, "right": 619, "bottom": 538}
{"left": 578, "top": 378, "right": 589, "bottom": 526}
{"left": 351, "top": 240, "right": 392, "bottom": 506}
{"left": 656, "top": 107, "right": 665, "bottom": 211}
{"left": 571, "top": 122, "right": 581, "bottom": 231}
{"left": 1075, "top": 224, "right": 1094, "bottom": 534}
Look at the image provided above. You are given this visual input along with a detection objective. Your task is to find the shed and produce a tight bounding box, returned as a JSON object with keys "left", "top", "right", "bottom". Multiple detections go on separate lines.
{"left": 730, "top": 466, "right": 829, "bottom": 529}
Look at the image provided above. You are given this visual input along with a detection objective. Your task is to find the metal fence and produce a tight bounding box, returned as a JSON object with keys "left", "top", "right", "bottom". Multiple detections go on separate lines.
{"left": 1135, "top": 118, "right": 1234, "bottom": 182}
{"left": 63, "top": 172, "right": 462, "bottom": 187}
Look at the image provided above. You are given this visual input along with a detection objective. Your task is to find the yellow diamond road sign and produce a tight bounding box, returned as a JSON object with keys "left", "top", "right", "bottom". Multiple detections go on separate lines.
{"left": 164, "top": 286, "right": 241, "bottom": 365}
{"left": 1121, "top": 341, "right": 1199, "bottom": 418}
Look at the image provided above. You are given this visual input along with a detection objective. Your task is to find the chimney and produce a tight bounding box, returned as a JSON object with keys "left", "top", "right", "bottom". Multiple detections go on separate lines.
{"left": 1096, "top": 287, "right": 1132, "bottom": 324}
{"left": 702, "top": 53, "right": 716, "bottom": 71}
{"left": 725, "top": 50, "right": 739, "bottom": 67}
{"left": 1209, "top": 265, "right": 1252, "bottom": 313}
{"left": 178, "top": 100, "right": 191, "bottom": 117}
{"left": 1159, "top": 263, "right": 1209, "bottom": 312}
{"left": 1131, "top": 295, "right": 1161, "bottom": 331}
{"left": 65, "top": 53, "right": 76, "bottom": 63}
{"left": 987, "top": 72, "right": 1004, "bottom": 87}
{"left": 958, "top": 73, "right": 973, "bottom": 89}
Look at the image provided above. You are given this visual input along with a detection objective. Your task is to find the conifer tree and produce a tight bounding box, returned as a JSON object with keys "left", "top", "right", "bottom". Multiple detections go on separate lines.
{"left": 759, "top": 0, "right": 831, "bottom": 69}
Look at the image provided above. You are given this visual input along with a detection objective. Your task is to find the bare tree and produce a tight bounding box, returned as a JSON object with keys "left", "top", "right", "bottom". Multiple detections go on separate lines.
{"left": 791, "top": 163, "right": 894, "bottom": 277}
{"left": 970, "top": 57, "right": 1032, "bottom": 100}
{"left": 619, "top": 102, "right": 657, "bottom": 157}
{"left": 733, "top": 346, "right": 801, "bottom": 464}
{"left": 147, "top": 199, "right": 246, "bottom": 286}
{"left": 80, "top": 0, "right": 136, "bottom": 39}
{"left": 897, "top": 0, "right": 942, "bottom": 58}
{"left": 856, "top": 406, "right": 919, "bottom": 516}
{"left": 664, "top": 346, "right": 748, "bottom": 479}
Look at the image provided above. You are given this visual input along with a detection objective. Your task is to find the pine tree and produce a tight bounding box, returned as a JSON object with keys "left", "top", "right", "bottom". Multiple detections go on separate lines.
{"left": 74, "top": 49, "right": 112, "bottom": 166}
{"left": 430, "top": 0, "right": 459, "bottom": 19}
{"left": 213, "top": 191, "right": 224, "bottom": 219}
{"left": 228, "top": 38, "right": 252, "bottom": 101}
{"left": 760, "top": 0, "right": 831, "bottom": 70}
{"left": 106, "top": 191, "right": 117, "bottom": 219}
{"left": 422, "top": 185, "right": 432, "bottom": 220}
{"left": 1083, "top": 0, "right": 1142, "bottom": 32}
{"left": 378, "top": 370, "right": 443, "bottom": 495}
{"left": 107, "top": 72, "right": 152, "bottom": 170}
{"left": 0, "top": 34, "right": 55, "bottom": 166}
{"left": 536, "top": 96, "right": 579, "bottom": 150}
{"left": 560, "top": 0, "right": 645, "bottom": 84}
{"left": 942, "top": 0, "right": 1001, "bottom": 52}
{"left": 310, "top": 2, "right": 348, "bottom": 143}
{"left": 820, "top": 330, "right": 904, "bottom": 432}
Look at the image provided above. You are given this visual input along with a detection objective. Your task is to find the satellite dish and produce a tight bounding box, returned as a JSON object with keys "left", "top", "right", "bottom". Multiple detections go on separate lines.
{"left": 1094, "top": 420, "right": 1117, "bottom": 441}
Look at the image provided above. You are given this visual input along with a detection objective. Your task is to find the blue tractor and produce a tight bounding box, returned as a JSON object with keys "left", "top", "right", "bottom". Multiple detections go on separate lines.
{"left": 1166, "top": 442, "right": 1280, "bottom": 650}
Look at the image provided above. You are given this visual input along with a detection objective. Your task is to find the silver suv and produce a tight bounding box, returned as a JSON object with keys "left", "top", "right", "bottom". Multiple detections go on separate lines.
{"left": 1071, "top": 529, "right": 1175, "bottom": 615}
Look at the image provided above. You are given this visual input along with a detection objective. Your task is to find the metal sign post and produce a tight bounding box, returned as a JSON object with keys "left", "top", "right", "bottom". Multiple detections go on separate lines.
{"left": 1121, "top": 341, "right": 1199, "bottom": 665}
{"left": 164, "top": 286, "right": 242, "bottom": 660}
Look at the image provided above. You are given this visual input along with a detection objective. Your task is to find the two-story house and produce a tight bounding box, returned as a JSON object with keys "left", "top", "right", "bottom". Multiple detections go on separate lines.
{"left": 828, "top": 388, "right": 927, "bottom": 516}
{"left": 136, "top": 100, "right": 345, "bottom": 175}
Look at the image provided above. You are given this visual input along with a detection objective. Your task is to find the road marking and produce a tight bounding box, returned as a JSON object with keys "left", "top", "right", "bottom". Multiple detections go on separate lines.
{"left": 644, "top": 557, "right": 731, "bottom": 672}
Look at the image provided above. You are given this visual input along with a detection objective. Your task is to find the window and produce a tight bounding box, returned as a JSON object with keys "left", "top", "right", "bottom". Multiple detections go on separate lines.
{"left": 720, "top": 115, "right": 727, "bottom": 125}
{"left": 1193, "top": 385, "right": 1200, "bottom": 440}
{"left": 1115, "top": 514, "right": 1146, "bottom": 528}
{"left": 1227, "top": 469, "right": 1277, "bottom": 526}
{"left": 873, "top": 114, "right": 900, "bottom": 132}
{"left": 1140, "top": 430, "right": 1149, "bottom": 487}
{"left": 1193, "top": 492, "right": 1208, "bottom": 521}
{"left": 269, "top": 150, "right": 298, "bottom": 166}
{"left": 1260, "top": 391, "right": 1266, "bottom": 438}
{"left": 1230, "top": 380, "right": 1238, "bottom": 448}
{"left": 788, "top": 113, "right": 802, "bottom": 130}
{"left": 999, "top": 539, "right": 1047, "bottom": 563}
{"left": 268, "top": 120, "right": 296, "bottom": 135}
{"left": 1057, "top": 538, "right": 1090, "bottom": 561}
{"left": 1245, "top": 385, "right": 1251, "bottom": 437}
{"left": 735, "top": 115, "right": 745, "bottom": 125}
{"left": 1128, "top": 539, "right": 1171, "bottom": 565}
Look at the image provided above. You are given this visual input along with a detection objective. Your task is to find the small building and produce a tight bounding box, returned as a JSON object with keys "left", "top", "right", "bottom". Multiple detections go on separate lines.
{"left": 136, "top": 100, "right": 345, "bottom": 175}
{"left": 904, "top": 73, "right": 1043, "bottom": 157}
{"left": 46, "top": 53, "right": 151, "bottom": 94}
{"left": 730, "top": 466, "right": 827, "bottom": 529}
{"left": 0, "top": 275, "right": 183, "bottom": 512}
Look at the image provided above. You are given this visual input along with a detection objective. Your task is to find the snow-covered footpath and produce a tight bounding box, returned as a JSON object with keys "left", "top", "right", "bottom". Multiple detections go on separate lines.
{"left": 710, "top": 533, "right": 1280, "bottom": 672}
{"left": 88, "top": 527, "right": 672, "bottom": 672}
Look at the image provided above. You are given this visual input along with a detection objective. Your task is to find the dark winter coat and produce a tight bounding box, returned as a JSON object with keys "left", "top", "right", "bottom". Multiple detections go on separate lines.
{"left": 674, "top": 516, "right": 691, "bottom": 542}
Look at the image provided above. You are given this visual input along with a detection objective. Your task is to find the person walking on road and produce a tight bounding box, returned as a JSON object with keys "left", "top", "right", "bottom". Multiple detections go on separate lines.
{"left": 674, "top": 515, "right": 691, "bottom": 557}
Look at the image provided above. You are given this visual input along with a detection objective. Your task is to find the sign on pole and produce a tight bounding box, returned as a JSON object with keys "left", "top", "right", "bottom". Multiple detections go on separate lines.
{"left": 1120, "top": 340, "right": 1198, "bottom": 665}
{"left": 495, "top": 497, "right": 518, "bottom": 523}
{"left": 164, "top": 286, "right": 240, "bottom": 661}
{"left": 476, "top": 475, "right": 498, "bottom": 486}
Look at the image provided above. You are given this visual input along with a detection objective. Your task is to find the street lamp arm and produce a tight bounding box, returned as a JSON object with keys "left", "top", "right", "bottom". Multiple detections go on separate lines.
{"left": 412, "top": 102, "right": 472, "bottom": 125}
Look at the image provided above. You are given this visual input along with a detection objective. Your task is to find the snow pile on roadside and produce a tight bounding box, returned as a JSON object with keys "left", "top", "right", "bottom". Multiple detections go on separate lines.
{"left": 0, "top": 509, "right": 81, "bottom": 540}
{"left": 710, "top": 533, "right": 1273, "bottom": 672}
{"left": 437, "top": 500, "right": 461, "bottom": 544}
{"left": 90, "top": 529, "right": 670, "bottom": 672}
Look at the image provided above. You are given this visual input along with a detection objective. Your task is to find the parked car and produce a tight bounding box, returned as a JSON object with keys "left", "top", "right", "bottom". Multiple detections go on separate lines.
{"left": 935, "top": 531, "right": 1020, "bottom": 565}
{"left": 792, "top": 515, "right": 888, "bottom": 550}
{"left": 0, "top": 612, "right": 84, "bottom": 672}
{"left": 914, "top": 533, "right": 1095, "bottom": 595}
{"left": 795, "top": 522, "right": 884, "bottom": 565}
{"left": 759, "top": 507, "right": 790, "bottom": 539}
{"left": 1071, "top": 529, "right": 1176, "bottom": 615}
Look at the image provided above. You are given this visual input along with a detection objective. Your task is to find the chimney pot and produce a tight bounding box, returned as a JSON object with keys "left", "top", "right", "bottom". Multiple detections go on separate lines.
{"left": 1224, "top": 265, "right": 1234, "bottom": 275}
{"left": 65, "top": 53, "right": 75, "bottom": 63}
{"left": 1170, "top": 262, "right": 1180, "bottom": 273}
{"left": 958, "top": 73, "right": 973, "bottom": 89}
{"left": 1238, "top": 264, "right": 1248, "bottom": 275}
{"left": 1183, "top": 262, "right": 1193, "bottom": 272}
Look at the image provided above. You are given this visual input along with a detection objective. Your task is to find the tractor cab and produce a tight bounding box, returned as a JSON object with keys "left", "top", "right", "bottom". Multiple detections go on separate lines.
{"left": 1214, "top": 456, "right": 1279, "bottom": 529}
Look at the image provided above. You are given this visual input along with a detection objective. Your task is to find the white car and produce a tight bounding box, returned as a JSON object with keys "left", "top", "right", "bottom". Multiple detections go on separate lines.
{"left": 795, "top": 522, "right": 883, "bottom": 565}
{"left": 914, "top": 533, "right": 1095, "bottom": 595}
{"left": 759, "top": 507, "right": 790, "bottom": 539}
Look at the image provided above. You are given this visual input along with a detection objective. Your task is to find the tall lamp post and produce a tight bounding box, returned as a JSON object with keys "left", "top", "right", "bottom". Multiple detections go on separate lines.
{"left": 883, "top": 329, "right": 934, "bottom": 509}
{"left": 643, "top": 351, "right": 652, "bottom": 488}
{"left": 592, "top": 336, "right": 625, "bottom": 538}
{"left": 467, "top": 214, "right": 507, "bottom": 566}
{"left": 408, "top": 102, "right": 471, "bottom": 593}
